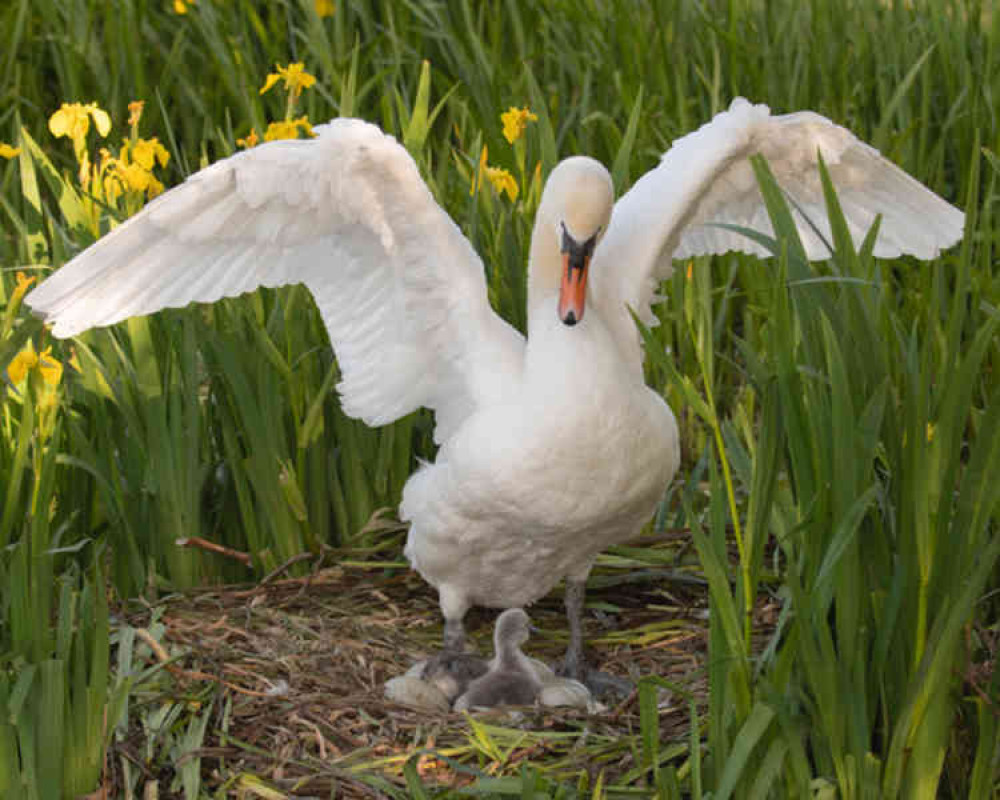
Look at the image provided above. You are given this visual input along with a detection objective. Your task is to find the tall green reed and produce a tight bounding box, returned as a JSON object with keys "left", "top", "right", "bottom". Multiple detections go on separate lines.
{"left": 0, "top": 276, "right": 129, "bottom": 798}
{"left": 634, "top": 154, "right": 998, "bottom": 797}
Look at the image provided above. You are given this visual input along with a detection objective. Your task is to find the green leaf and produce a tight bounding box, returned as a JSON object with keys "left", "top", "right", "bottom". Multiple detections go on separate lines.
{"left": 403, "top": 60, "right": 433, "bottom": 155}
{"left": 611, "top": 85, "right": 643, "bottom": 192}
{"left": 714, "top": 702, "right": 776, "bottom": 800}
{"left": 402, "top": 754, "right": 431, "bottom": 799}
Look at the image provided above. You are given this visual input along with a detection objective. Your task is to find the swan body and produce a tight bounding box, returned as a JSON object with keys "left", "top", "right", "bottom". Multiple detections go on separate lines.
{"left": 402, "top": 294, "right": 678, "bottom": 613}
{"left": 25, "top": 98, "right": 964, "bottom": 682}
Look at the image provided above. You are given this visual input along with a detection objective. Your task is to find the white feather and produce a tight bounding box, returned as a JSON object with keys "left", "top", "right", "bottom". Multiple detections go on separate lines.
{"left": 592, "top": 98, "right": 964, "bottom": 367}
{"left": 26, "top": 119, "right": 523, "bottom": 443}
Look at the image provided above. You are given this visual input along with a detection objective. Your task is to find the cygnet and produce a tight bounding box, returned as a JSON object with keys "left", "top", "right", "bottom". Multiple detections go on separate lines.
{"left": 454, "top": 609, "right": 542, "bottom": 711}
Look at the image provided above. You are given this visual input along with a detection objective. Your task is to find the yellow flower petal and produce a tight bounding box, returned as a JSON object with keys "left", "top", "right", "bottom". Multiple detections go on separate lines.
{"left": 77, "top": 150, "right": 93, "bottom": 189}
{"left": 128, "top": 100, "right": 145, "bottom": 128}
{"left": 13, "top": 271, "right": 36, "bottom": 302}
{"left": 263, "top": 116, "right": 315, "bottom": 141}
{"left": 501, "top": 106, "right": 538, "bottom": 144}
{"left": 259, "top": 73, "right": 281, "bottom": 95}
{"left": 485, "top": 166, "right": 518, "bottom": 202}
{"left": 49, "top": 102, "right": 111, "bottom": 146}
{"left": 131, "top": 137, "right": 170, "bottom": 170}
{"left": 87, "top": 104, "right": 112, "bottom": 138}
{"left": 49, "top": 105, "right": 79, "bottom": 139}
{"left": 97, "top": 147, "right": 113, "bottom": 171}
{"left": 237, "top": 129, "right": 260, "bottom": 149}
{"left": 103, "top": 168, "right": 124, "bottom": 204}
{"left": 471, "top": 144, "right": 489, "bottom": 196}
{"left": 37, "top": 390, "right": 59, "bottom": 414}
{"left": 37, "top": 347, "right": 63, "bottom": 388}
{"left": 7, "top": 341, "right": 38, "bottom": 385}
{"left": 260, "top": 63, "right": 317, "bottom": 100}
{"left": 119, "top": 162, "right": 152, "bottom": 192}
{"left": 146, "top": 174, "right": 165, "bottom": 198}
{"left": 0, "top": 143, "right": 20, "bottom": 159}
{"left": 283, "top": 63, "right": 317, "bottom": 95}
{"left": 315, "top": 0, "right": 335, "bottom": 16}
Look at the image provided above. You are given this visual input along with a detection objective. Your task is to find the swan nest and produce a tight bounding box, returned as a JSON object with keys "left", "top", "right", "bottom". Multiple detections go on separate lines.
{"left": 112, "top": 529, "right": 778, "bottom": 795}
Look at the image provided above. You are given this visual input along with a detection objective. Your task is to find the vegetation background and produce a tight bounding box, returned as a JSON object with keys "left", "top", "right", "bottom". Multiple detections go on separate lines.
{"left": 0, "top": 0, "right": 997, "bottom": 797}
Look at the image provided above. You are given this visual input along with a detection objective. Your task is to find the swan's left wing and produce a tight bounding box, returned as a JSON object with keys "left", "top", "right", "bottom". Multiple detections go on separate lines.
{"left": 26, "top": 119, "right": 524, "bottom": 442}
{"left": 592, "top": 98, "right": 964, "bottom": 361}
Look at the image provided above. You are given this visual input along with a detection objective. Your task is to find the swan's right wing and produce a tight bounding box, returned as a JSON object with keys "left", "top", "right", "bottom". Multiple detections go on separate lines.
{"left": 26, "top": 119, "right": 524, "bottom": 442}
{"left": 592, "top": 98, "right": 964, "bottom": 366}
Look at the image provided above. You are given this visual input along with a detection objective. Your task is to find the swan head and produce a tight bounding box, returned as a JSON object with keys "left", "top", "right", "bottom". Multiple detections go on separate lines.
{"left": 494, "top": 608, "right": 533, "bottom": 655}
{"left": 529, "top": 157, "right": 614, "bottom": 326}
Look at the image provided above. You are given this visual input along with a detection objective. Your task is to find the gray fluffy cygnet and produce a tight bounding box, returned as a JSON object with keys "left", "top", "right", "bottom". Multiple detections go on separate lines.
{"left": 453, "top": 608, "right": 542, "bottom": 711}
{"left": 419, "top": 651, "right": 489, "bottom": 703}
{"left": 384, "top": 650, "right": 488, "bottom": 712}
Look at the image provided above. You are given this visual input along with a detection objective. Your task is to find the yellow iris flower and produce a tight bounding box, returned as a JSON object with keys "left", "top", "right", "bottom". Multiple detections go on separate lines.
{"left": 11, "top": 271, "right": 36, "bottom": 304}
{"left": 263, "top": 117, "right": 315, "bottom": 142}
{"left": 128, "top": 137, "right": 170, "bottom": 172}
{"left": 0, "top": 143, "right": 20, "bottom": 159}
{"left": 49, "top": 102, "right": 112, "bottom": 188}
{"left": 315, "top": 0, "right": 335, "bottom": 16}
{"left": 128, "top": 100, "right": 145, "bottom": 128}
{"left": 501, "top": 106, "right": 538, "bottom": 144}
{"left": 49, "top": 102, "right": 112, "bottom": 146}
{"left": 6, "top": 340, "right": 65, "bottom": 442}
{"left": 485, "top": 166, "right": 518, "bottom": 202}
{"left": 237, "top": 129, "right": 260, "bottom": 149}
{"left": 260, "top": 63, "right": 318, "bottom": 102}
{"left": 7, "top": 341, "right": 62, "bottom": 388}
{"left": 103, "top": 137, "right": 171, "bottom": 202}
{"left": 470, "top": 145, "right": 519, "bottom": 202}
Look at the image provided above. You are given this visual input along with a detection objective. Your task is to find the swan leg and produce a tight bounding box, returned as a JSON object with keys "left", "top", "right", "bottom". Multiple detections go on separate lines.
{"left": 443, "top": 616, "right": 466, "bottom": 652}
{"left": 561, "top": 575, "right": 587, "bottom": 680}
{"left": 559, "top": 574, "right": 633, "bottom": 699}
{"left": 416, "top": 587, "right": 487, "bottom": 704}
{"left": 439, "top": 584, "right": 471, "bottom": 652}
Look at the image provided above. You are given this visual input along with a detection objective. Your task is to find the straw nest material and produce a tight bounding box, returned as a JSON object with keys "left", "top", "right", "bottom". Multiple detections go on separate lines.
{"left": 109, "top": 526, "right": 779, "bottom": 797}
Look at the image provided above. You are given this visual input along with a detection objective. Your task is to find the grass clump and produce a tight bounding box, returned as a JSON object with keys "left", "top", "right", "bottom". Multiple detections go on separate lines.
{"left": 0, "top": 0, "right": 996, "bottom": 797}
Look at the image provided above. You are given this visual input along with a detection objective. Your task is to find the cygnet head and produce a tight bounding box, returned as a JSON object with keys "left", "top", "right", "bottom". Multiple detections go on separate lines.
{"left": 493, "top": 608, "right": 533, "bottom": 659}
{"left": 529, "top": 157, "right": 614, "bottom": 326}
{"left": 419, "top": 652, "right": 489, "bottom": 702}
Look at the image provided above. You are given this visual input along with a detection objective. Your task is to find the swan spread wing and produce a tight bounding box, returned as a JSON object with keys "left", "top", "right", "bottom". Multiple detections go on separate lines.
{"left": 593, "top": 98, "right": 965, "bottom": 354}
{"left": 26, "top": 118, "right": 524, "bottom": 441}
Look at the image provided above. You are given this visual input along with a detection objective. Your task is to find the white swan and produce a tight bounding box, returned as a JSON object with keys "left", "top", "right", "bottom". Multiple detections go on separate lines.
{"left": 25, "top": 98, "right": 964, "bottom": 687}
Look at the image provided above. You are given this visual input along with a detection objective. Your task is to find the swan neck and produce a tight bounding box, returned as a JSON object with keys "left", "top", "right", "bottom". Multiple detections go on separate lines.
{"left": 527, "top": 220, "right": 560, "bottom": 318}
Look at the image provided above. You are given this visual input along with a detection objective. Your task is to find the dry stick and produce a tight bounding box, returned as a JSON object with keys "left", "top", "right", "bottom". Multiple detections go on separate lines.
{"left": 289, "top": 712, "right": 332, "bottom": 759}
{"left": 134, "top": 627, "right": 273, "bottom": 698}
{"left": 259, "top": 551, "right": 319, "bottom": 586}
{"left": 176, "top": 536, "right": 252, "bottom": 566}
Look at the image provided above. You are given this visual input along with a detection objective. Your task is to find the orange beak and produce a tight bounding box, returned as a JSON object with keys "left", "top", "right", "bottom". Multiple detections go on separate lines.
{"left": 557, "top": 225, "right": 598, "bottom": 326}
{"left": 558, "top": 251, "right": 589, "bottom": 325}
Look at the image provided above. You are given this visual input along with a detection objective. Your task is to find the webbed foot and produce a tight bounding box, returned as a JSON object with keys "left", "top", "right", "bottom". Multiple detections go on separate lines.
{"left": 556, "top": 652, "right": 633, "bottom": 701}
